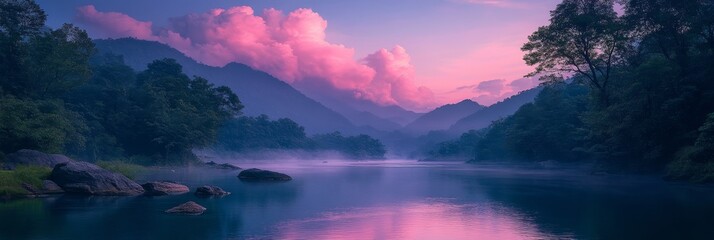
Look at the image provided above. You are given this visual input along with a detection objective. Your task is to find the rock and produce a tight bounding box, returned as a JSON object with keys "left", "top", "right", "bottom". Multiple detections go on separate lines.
{"left": 204, "top": 161, "right": 241, "bottom": 170}
{"left": 238, "top": 168, "right": 292, "bottom": 182}
{"left": 41, "top": 180, "right": 64, "bottom": 194}
{"left": 142, "top": 181, "right": 190, "bottom": 196}
{"left": 18, "top": 180, "right": 64, "bottom": 196}
{"left": 21, "top": 183, "right": 39, "bottom": 194}
{"left": 165, "top": 201, "right": 206, "bottom": 215}
{"left": 195, "top": 185, "right": 230, "bottom": 196}
{"left": 49, "top": 161, "right": 144, "bottom": 196}
{"left": 3, "top": 149, "right": 71, "bottom": 170}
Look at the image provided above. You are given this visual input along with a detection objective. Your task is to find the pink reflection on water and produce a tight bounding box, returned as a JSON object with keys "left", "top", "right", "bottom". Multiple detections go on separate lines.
{"left": 270, "top": 200, "right": 571, "bottom": 240}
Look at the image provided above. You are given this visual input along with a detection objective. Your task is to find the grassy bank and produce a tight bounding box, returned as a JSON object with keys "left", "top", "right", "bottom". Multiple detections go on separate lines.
{"left": 96, "top": 161, "right": 147, "bottom": 180}
{"left": 0, "top": 166, "right": 52, "bottom": 196}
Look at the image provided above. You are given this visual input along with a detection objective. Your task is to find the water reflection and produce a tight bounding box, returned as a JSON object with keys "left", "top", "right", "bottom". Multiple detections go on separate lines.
{"left": 271, "top": 200, "right": 572, "bottom": 240}
{"left": 1, "top": 160, "right": 714, "bottom": 239}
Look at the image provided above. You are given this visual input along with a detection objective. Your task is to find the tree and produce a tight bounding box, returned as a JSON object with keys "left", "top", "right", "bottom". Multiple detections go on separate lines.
{"left": 25, "top": 24, "right": 95, "bottom": 98}
{"left": 622, "top": 0, "right": 714, "bottom": 73}
{"left": 0, "top": 0, "right": 46, "bottom": 96}
{"left": 522, "top": 0, "right": 625, "bottom": 106}
{"left": 218, "top": 115, "right": 313, "bottom": 151}
{"left": 0, "top": 97, "right": 86, "bottom": 154}
{"left": 125, "top": 59, "right": 243, "bottom": 162}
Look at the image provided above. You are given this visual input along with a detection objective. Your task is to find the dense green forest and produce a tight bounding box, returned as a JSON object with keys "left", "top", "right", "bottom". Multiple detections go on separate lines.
{"left": 218, "top": 115, "right": 386, "bottom": 159}
{"left": 429, "top": 0, "right": 714, "bottom": 182}
{"left": 0, "top": 0, "right": 386, "bottom": 164}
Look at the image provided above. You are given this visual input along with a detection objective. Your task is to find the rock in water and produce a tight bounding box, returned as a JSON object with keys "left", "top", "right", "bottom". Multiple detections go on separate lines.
{"left": 195, "top": 186, "right": 230, "bottom": 196}
{"left": 142, "top": 181, "right": 190, "bottom": 196}
{"left": 165, "top": 201, "right": 206, "bottom": 215}
{"left": 238, "top": 168, "right": 292, "bottom": 182}
{"left": 49, "top": 162, "right": 144, "bottom": 195}
{"left": 3, "top": 149, "right": 71, "bottom": 170}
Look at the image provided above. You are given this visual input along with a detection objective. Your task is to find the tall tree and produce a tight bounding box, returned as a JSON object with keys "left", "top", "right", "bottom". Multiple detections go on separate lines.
{"left": 0, "top": 0, "right": 46, "bottom": 96}
{"left": 25, "top": 24, "right": 95, "bottom": 98}
{"left": 522, "top": 0, "right": 625, "bottom": 106}
{"left": 126, "top": 59, "right": 243, "bottom": 162}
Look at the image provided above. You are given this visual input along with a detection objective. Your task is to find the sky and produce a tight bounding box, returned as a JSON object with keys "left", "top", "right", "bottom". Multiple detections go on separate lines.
{"left": 36, "top": 0, "right": 561, "bottom": 112}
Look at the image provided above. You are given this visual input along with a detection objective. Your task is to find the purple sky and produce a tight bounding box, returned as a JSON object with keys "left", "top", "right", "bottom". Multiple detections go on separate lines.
{"left": 36, "top": 0, "right": 561, "bottom": 111}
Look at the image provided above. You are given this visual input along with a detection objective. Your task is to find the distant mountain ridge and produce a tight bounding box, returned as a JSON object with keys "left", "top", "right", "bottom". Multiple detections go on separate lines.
{"left": 403, "top": 99, "right": 484, "bottom": 135}
{"left": 293, "top": 81, "right": 423, "bottom": 130}
{"left": 449, "top": 87, "right": 542, "bottom": 134}
{"left": 94, "top": 38, "right": 357, "bottom": 134}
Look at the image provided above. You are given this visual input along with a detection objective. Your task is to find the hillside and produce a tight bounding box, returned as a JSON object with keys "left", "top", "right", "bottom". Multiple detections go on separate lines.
{"left": 94, "top": 38, "right": 357, "bottom": 134}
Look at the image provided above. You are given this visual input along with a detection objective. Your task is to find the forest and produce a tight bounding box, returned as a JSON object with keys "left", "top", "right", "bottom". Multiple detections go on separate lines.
{"left": 0, "top": 0, "right": 386, "bottom": 165}
{"left": 428, "top": 0, "right": 714, "bottom": 182}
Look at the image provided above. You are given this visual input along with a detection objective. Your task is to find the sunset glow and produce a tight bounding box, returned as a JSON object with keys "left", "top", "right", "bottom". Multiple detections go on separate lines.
{"left": 38, "top": 0, "right": 561, "bottom": 111}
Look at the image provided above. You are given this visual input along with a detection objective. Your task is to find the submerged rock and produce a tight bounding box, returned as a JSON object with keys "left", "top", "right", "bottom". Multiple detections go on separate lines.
{"left": 3, "top": 149, "right": 72, "bottom": 170}
{"left": 238, "top": 168, "right": 292, "bottom": 182}
{"left": 195, "top": 185, "right": 230, "bottom": 196}
{"left": 142, "top": 181, "right": 189, "bottom": 196}
{"left": 165, "top": 201, "right": 206, "bottom": 215}
{"left": 49, "top": 161, "right": 144, "bottom": 196}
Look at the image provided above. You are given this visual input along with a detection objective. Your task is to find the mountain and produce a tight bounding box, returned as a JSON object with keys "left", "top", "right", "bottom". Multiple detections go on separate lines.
{"left": 293, "top": 81, "right": 423, "bottom": 130}
{"left": 449, "top": 87, "right": 542, "bottom": 134}
{"left": 402, "top": 99, "right": 484, "bottom": 135}
{"left": 93, "top": 38, "right": 356, "bottom": 134}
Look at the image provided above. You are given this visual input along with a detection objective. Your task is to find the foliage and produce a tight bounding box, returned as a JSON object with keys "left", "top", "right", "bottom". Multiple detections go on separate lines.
{"left": 0, "top": 97, "right": 87, "bottom": 154}
{"left": 218, "top": 115, "right": 313, "bottom": 151}
{"left": 432, "top": 0, "right": 714, "bottom": 182}
{"left": 96, "top": 161, "right": 146, "bottom": 180}
{"left": 0, "top": 0, "right": 46, "bottom": 96}
{"left": 425, "top": 130, "right": 484, "bottom": 161}
{"left": 24, "top": 24, "right": 95, "bottom": 98}
{"left": 0, "top": 166, "right": 51, "bottom": 196}
{"left": 218, "top": 116, "right": 387, "bottom": 159}
{"left": 312, "top": 132, "right": 386, "bottom": 159}
{"left": 117, "top": 59, "right": 242, "bottom": 163}
{"left": 0, "top": 1, "right": 243, "bottom": 165}
{"left": 522, "top": 0, "right": 626, "bottom": 105}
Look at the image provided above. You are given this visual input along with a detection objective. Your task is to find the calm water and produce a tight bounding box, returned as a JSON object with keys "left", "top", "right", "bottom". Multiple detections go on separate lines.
{"left": 1, "top": 160, "right": 713, "bottom": 240}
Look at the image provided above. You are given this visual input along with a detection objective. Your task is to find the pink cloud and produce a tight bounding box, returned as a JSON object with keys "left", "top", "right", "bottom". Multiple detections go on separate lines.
{"left": 75, "top": 5, "right": 435, "bottom": 111}
{"left": 75, "top": 5, "right": 157, "bottom": 40}
{"left": 448, "top": 0, "right": 528, "bottom": 8}
{"left": 447, "top": 76, "right": 539, "bottom": 106}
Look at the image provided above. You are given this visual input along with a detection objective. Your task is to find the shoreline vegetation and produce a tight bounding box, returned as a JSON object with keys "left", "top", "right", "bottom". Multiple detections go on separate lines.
{"left": 424, "top": 0, "right": 714, "bottom": 183}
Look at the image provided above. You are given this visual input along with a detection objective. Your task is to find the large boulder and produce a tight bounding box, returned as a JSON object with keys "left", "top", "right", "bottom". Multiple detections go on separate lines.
{"left": 165, "top": 201, "right": 206, "bottom": 215}
{"left": 49, "top": 161, "right": 144, "bottom": 195}
{"left": 195, "top": 186, "right": 230, "bottom": 196}
{"left": 142, "top": 181, "right": 190, "bottom": 196}
{"left": 238, "top": 168, "right": 292, "bottom": 182}
{"left": 3, "top": 149, "right": 71, "bottom": 170}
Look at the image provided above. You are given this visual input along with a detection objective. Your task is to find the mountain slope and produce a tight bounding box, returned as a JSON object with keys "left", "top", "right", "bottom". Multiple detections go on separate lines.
{"left": 294, "top": 81, "right": 422, "bottom": 129}
{"left": 94, "top": 38, "right": 356, "bottom": 134}
{"left": 449, "top": 87, "right": 542, "bottom": 134}
{"left": 403, "top": 99, "right": 484, "bottom": 135}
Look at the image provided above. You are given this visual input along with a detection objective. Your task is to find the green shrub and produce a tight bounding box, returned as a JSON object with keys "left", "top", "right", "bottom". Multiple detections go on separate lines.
{"left": 0, "top": 166, "right": 52, "bottom": 196}
{"left": 665, "top": 147, "right": 714, "bottom": 183}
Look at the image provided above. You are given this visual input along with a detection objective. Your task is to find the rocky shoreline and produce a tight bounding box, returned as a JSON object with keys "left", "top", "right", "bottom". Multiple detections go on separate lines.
{"left": 1, "top": 149, "right": 293, "bottom": 215}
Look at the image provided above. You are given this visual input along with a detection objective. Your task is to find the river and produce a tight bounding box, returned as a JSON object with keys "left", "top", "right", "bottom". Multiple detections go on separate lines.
{"left": 1, "top": 159, "right": 713, "bottom": 239}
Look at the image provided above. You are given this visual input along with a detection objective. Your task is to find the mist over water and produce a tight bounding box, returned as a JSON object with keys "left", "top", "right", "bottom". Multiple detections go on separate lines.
{"left": 1, "top": 159, "right": 713, "bottom": 239}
